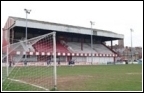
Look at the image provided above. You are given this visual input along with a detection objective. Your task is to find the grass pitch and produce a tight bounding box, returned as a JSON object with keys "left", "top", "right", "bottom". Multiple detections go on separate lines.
{"left": 2, "top": 64, "right": 142, "bottom": 91}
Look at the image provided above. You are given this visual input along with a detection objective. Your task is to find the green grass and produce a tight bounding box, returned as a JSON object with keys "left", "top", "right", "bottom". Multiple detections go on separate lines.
{"left": 2, "top": 64, "right": 142, "bottom": 91}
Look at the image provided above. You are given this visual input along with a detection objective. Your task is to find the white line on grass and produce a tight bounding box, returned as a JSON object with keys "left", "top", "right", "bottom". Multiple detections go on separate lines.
{"left": 8, "top": 78, "right": 49, "bottom": 91}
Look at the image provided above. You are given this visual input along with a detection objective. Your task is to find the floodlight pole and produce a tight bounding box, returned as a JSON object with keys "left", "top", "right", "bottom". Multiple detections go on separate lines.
{"left": 24, "top": 9, "right": 31, "bottom": 62}
{"left": 90, "top": 21, "right": 94, "bottom": 65}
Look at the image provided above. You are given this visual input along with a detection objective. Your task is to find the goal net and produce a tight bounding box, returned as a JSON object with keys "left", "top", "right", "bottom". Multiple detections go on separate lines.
{"left": 2, "top": 32, "right": 57, "bottom": 91}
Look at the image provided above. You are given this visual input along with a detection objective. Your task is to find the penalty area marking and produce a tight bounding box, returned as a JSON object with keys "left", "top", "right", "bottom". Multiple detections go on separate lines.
{"left": 126, "top": 73, "right": 141, "bottom": 75}
{"left": 7, "top": 78, "right": 49, "bottom": 91}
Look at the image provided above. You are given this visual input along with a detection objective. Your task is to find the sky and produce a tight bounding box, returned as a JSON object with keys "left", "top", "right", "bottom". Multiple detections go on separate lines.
{"left": 1, "top": 1, "right": 143, "bottom": 47}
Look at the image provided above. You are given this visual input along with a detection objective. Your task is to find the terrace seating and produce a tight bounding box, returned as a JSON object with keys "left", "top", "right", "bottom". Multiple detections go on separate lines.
{"left": 93, "top": 44, "right": 113, "bottom": 54}
{"left": 33, "top": 40, "right": 69, "bottom": 53}
{"left": 67, "top": 42, "right": 97, "bottom": 53}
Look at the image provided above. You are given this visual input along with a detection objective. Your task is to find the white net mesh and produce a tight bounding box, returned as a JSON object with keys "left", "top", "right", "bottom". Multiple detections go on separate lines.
{"left": 2, "top": 32, "right": 56, "bottom": 91}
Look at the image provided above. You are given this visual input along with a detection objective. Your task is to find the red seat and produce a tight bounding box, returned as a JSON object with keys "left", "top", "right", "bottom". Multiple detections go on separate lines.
{"left": 33, "top": 41, "right": 70, "bottom": 53}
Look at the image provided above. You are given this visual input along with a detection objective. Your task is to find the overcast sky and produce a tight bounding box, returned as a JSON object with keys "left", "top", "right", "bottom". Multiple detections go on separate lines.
{"left": 1, "top": 1, "right": 143, "bottom": 47}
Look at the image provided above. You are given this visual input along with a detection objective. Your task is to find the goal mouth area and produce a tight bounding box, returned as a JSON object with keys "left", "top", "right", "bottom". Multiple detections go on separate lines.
{"left": 7, "top": 78, "right": 49, "bottom": 91}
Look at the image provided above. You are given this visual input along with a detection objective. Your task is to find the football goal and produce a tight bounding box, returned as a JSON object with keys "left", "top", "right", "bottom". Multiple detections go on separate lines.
{"left": 2, "top": 32, "right": 57, "bottom": 91}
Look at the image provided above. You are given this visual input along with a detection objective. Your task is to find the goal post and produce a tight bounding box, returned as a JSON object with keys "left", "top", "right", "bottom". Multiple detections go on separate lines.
{"left": 53, "top": 32, "right": 57, "bottom": 90}
{"left": 2, "top": 32, "right": 57, "bottom": 91}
